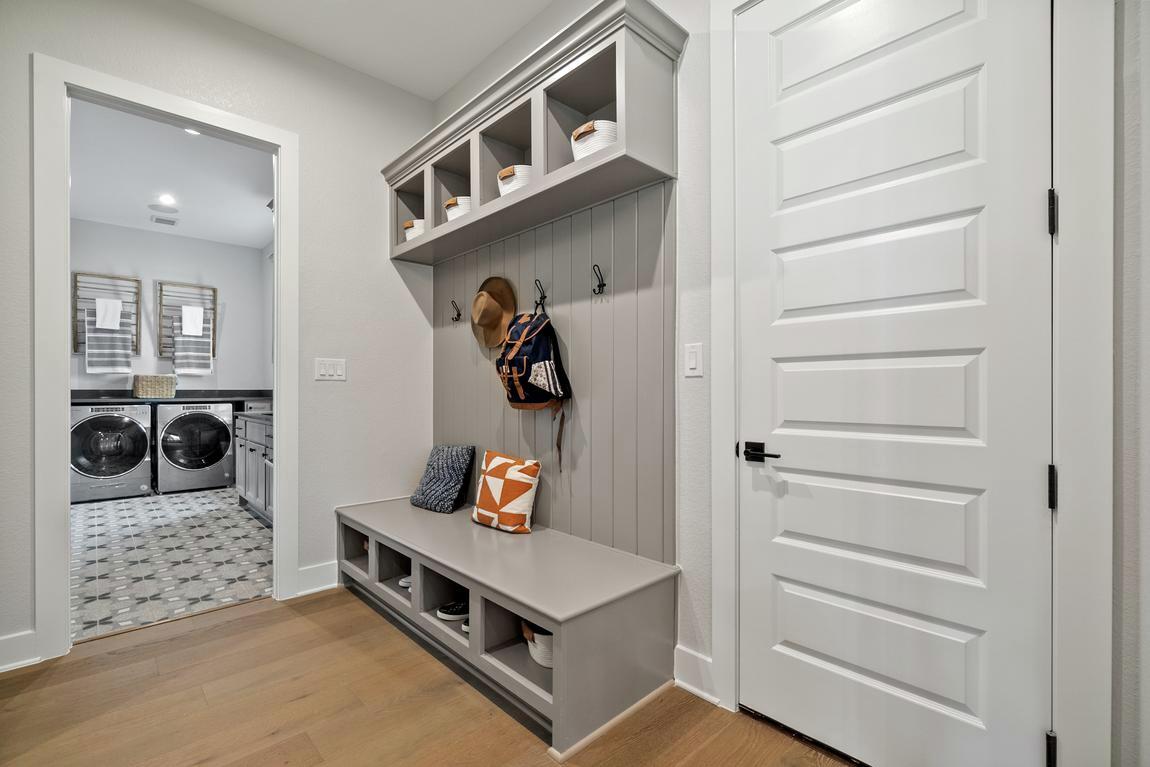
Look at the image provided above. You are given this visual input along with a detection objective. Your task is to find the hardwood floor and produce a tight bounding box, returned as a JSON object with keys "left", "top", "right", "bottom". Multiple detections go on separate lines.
{"left": 0, "top": 589, "right": 847, "bottom": 766}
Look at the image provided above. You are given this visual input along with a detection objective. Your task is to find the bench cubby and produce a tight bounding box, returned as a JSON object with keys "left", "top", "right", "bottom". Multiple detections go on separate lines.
{"left": 545, "top": 44, "right": 617, "bottom": 174}
{"left": 417, "top": 563, "right": 471, "bottom": 651}
{"left": 336, "top": 498, "right": 677, "bottom": 761}
{"left": 374, "top": 540, "right": 412, "bottom": 607}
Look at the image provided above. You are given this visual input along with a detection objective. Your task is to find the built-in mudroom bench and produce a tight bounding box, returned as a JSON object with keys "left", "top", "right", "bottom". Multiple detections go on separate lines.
{"left": 348, "top": 0, "right": 688, "bottom": 760}
{"left": 337, "top": 498, "right": 679, "bottom": 761}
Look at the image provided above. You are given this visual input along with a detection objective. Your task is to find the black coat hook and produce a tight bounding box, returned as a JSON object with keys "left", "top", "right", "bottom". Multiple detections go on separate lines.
{"left": 450, "top": 300, "right": 462, "bottom": 322}
{"left": 592, "top": 264, "right": 607, "bottom": 295}
{"left": 534, "top": 279, "right": 547, "bottom": 313}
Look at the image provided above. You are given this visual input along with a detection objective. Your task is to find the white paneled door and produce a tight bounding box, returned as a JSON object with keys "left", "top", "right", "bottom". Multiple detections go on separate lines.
{"left": 735, "top": 1, "right": 1052, "bottom": 765}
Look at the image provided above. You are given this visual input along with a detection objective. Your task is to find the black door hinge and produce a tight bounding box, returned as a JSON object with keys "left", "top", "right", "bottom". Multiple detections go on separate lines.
{"left": 735, "top": 441, "right": 740, "bottom": 458}
{"left": 1046, "top": 730, "right": 1057, "bottom": 767}
{"left": 1048, "top": 464, "right": 1058, "bottom": 511}
{"left": 1048, "top": 188, "right": 1059, "bottom": 236}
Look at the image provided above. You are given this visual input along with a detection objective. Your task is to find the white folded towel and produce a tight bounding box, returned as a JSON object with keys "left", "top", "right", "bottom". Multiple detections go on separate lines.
{"left": 181, "top": 305, "right": 204, "bottom": 337}
{"left": 95, "top": 298, "right": 123, "bottom": 330}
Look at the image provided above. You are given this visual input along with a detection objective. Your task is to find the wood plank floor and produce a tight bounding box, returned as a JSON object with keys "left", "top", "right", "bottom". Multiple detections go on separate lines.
{"left": 0, "top": 589, "right": 848, "bottom": 766}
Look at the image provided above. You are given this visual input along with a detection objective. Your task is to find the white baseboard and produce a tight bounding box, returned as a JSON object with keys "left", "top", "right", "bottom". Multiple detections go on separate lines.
{"left": 292, "top": 560, "right": 338, "bottom": 598}
{"left": 0, "top": 629, "right": 42, "bottom": 674}
{"left": 674, "top": 644, "right": 720, "bottom": 705}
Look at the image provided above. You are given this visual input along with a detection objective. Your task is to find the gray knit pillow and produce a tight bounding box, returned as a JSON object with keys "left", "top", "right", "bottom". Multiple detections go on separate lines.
{"left": 411, "top": 445, "right": 475, "bottom": 513}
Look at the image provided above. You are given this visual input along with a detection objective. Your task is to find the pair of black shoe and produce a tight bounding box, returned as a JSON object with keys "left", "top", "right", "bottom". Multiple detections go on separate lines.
{"left": 436, "top": 600, "right": 469, "bottom": 633}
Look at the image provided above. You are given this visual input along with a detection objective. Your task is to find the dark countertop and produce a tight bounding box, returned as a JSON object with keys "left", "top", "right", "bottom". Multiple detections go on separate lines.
{"left": 71, "top": 389, "right": 272, "bottom": 405}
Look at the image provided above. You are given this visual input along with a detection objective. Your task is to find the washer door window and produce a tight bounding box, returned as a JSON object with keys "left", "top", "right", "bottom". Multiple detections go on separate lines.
{"left": 161, "top": 412, "right": 231, "bottom": 471}
{"left": 71, "top": 415, "right": 149, "bottom": 479}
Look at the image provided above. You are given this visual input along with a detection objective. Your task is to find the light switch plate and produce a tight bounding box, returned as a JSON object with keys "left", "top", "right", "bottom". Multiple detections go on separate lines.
{"left": 314, "top": 357, "right": 347, "bottom": 381}
{"left": 684, "top": 343, "right": 704, "bottom": 378}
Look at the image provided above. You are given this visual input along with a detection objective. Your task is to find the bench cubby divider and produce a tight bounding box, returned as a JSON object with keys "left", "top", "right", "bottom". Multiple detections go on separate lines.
{"left": 336, "top": 497, "right": 677, "bottom": 761}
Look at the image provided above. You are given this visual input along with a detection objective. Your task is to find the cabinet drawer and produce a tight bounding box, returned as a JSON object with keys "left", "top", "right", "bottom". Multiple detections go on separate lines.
{"left": 234, "top": 419, "right": 246, "bottom": 438}
{"left": 246, "top": 421, "right": 266, "bottom": 447}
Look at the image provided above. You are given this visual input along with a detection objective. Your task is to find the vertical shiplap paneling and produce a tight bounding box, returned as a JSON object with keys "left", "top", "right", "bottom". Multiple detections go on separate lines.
{"left": 466, "top": 248, "right": 484, "bottom": 503}
{"left": 449, "top": 255, "right": 469, "bottom": 446}
{"left": 636, "top": 184, "right": 666, "bottom": 561}
{"left": 430, "top": 182, "right": 673, "bottom": 563}
{"left": 517, "top": 229, "right": 538, "bottom": 467}
{"left": 661, "top": 184, "right": 677, "bottom": 562}
{"left": 502, "top": 236, "right": 522, "bottom": 457}
{"left": 433, "top": 259, "right": 448, "bottom": 444}
{"left": 488, "top": 240, "right": 507, "bottom": 456}
{"left": 533, "top": 224, "right": 555, "bottom": 529}
{"left": 589, "top": 200, "right": 615, "bottom": 547}
{"left": 568, "top": 209, "right": 593, "bottom": 541}
{"left": 611, "top": 193, "right": 639, "bottom": 555}
{"left": 550, "top": 216, "right": 573, "bottom": 535}
{"left": 475, "top": 245, "right": 492, "bottom": 464}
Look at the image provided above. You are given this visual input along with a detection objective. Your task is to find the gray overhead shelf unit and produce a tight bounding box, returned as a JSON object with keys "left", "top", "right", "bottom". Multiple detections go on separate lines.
{"left": 337, "top": 499, "right": 679, "bottom": 762}
{"left": 382, "top": 0, "right": 688, "bottom": 266}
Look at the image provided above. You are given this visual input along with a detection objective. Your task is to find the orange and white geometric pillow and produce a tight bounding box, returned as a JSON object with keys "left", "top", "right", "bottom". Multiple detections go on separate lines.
{"left": 471, "top": 450, "right": 541, "bottom": 534}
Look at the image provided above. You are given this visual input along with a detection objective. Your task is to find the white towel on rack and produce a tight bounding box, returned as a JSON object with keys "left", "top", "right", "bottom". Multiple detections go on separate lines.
{"left": 94, "top": 298, "right": 123, "bottom": 330}
{"left": 181, "top": 305, "right": 204, "bottom": 336}
{"left": 85, "top": 309, "right": 132, "bottom": 374}
{"left": 173, "top": 314, "right": 213, "bottom": 375}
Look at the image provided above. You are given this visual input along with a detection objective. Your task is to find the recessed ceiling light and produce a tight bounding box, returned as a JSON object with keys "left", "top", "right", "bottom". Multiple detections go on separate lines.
{"left": 184, "top": 128, "right": 200, "bottom": 135}
{"left": 158, "top": 193, "right": 176, "bottom": 206}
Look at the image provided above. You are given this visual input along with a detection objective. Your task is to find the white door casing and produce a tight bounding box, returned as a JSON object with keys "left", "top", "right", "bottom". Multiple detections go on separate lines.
{"left": 735, "top": 2, "right": 1052, "bottom": 765}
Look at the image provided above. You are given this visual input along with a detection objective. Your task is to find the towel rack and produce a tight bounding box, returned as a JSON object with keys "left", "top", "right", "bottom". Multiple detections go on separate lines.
{"left": 71, "top": 272, "right": 141, "bottom": 354}
{"left": 157, "top": 280, "right": 218, "bottom": 359}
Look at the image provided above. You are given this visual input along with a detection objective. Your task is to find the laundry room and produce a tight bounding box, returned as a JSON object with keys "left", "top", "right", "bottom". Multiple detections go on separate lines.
{"left": 67, "top": 98, "right": 276, "bottom": 640}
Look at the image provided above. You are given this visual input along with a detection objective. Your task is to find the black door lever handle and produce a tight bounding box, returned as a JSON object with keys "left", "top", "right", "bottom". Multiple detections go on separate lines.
{"left": 743, "top": 441, "right": 780, "bottom": 462}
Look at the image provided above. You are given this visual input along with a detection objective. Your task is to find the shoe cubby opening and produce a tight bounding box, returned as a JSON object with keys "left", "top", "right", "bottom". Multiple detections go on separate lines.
{"left": 340, "top": 524, "right": 370, "bottom": 576}
{"left": 479, "top": 100, "right": 533, "bottom": 205}
{"left": 481, "top": 599, "right": 554, "bottom": 698}
{"left": 418, "top": 564, "right": 470, "bottom": 647}
{"left": 394, "top": 172, "right": 426, "bottom": 246}
{"left": 432, "top": 141, "right": 472, "bottom": 227}
{"left": 545, "top": 44, "right": 617, "bottom": 174}
{"left": 375, "top": 541, "right": 412, "bottom": 605}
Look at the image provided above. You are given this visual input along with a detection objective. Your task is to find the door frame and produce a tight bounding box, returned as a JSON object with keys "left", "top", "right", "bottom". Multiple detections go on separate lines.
{"left": 707, "top": 1, "right": 1114, "bottom": 763}
{"left": 30, "top": 53, "right": 302, "bottom": 663}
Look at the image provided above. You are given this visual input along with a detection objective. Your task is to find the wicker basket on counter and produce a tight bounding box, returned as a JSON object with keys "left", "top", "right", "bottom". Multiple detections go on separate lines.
{"left": 132, "top": 374, "right": 176, "bottom": 399}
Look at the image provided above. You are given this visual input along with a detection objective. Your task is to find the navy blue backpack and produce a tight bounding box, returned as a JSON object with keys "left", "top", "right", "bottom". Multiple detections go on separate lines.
{"left": 497, "top": 309, "right": 573, "bottom": 465}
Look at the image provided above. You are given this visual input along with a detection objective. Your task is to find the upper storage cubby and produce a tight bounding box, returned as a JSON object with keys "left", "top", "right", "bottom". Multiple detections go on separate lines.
{"left": 382, "top": 0, "right": 686, "bottom": 265}
{"left": 393, "top": 171, "right": 426, "bottom": 246}
{"left": 480, "top": 100, "right": 533, "bottom": 205}
{"left": 545, "top": 45, "right": 617, "bottom": 173}
{"left": 432, "top": 140, "right": 473, "bottom": 227}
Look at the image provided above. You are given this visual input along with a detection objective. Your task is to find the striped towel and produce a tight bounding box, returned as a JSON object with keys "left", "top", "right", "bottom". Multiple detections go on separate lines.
{"left": 173, "top": 314, "right": 214, "bottom": 375}
{"left": 84, "top": 309, "right": 132, "bottom": 374}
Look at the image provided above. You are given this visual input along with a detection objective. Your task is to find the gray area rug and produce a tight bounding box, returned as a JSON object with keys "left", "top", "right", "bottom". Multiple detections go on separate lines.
{"left": 70, "top": 487, "right": 273, "bottom": 640}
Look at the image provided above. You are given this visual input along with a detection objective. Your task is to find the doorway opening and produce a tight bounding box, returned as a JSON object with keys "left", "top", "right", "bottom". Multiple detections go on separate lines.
{"left": 67, "top": 97, "right": 276, "bottom": 641}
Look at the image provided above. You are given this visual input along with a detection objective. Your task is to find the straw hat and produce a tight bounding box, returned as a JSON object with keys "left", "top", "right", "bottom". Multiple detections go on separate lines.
{"left": 471, "top": 277, "right": 517, "bottom": 348}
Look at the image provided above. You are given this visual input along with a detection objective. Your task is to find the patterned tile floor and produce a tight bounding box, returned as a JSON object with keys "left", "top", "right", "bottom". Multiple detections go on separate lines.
{"left": 70, "top": 487, "right": 273, "bottom": 641}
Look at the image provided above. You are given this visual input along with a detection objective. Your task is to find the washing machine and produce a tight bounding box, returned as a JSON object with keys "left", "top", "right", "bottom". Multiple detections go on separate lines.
{"left": 70, "top": 404, "right": 153, "bottom": 503}
{"left": 155, "top": 402, "right": 234, "bottom": 493}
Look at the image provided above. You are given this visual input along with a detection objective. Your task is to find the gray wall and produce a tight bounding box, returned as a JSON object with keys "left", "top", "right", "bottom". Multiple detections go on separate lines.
{"left": 434, "top": 183, "right": 675, "bottom": 564}
{"left": 69, "top": 219, "right": 273, "bottom": 391}
{"left": 0, "top": 0, "right": 435, "bottom": 640}
{"left": 1117, "top": 3, "right": 1149, "bottom": 764}
{"left": 434, "top": 0, "right": 713, "bottom": 659}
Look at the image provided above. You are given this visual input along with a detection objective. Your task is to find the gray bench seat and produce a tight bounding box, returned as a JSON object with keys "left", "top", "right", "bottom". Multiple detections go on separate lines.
{"left": 335, "top": 497, "right": 679, "bottom": 761}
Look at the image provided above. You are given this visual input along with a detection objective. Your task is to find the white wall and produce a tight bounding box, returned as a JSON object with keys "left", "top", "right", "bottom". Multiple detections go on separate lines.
{"left": 1117, "top": 3, "right": 1149, "bottom": 764}
{"left": 0, "top": 0, "right": 435, "bottom": 647}
{"left": 434, "top": 0, "right": 715, "bottom": 669}
{"left": 70, "top": 219, "right": 273, "bottom": 391}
